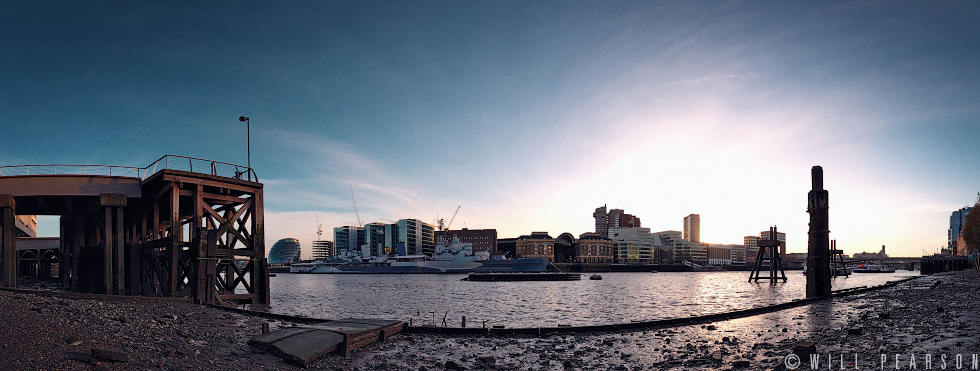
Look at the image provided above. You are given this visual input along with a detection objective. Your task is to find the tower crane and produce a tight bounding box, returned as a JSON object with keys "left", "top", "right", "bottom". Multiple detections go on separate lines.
{"left": 350, "top": 188, "right": 363, "bottom": 227}
{"left": 312, "top": 190, "right": 323, "bottom": 241}
{"left": 438, "top": 206, "right": 461, "bottom": 231}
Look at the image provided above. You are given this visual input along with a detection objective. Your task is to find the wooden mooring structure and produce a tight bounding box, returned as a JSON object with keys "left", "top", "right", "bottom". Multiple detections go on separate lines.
{"left": 0, "top": 155, "right": 269, "bottom": 305}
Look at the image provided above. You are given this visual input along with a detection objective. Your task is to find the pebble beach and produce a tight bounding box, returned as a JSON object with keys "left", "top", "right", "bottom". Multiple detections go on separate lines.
{"left": 1, "top": 270, "right": 977, "bottom": 371}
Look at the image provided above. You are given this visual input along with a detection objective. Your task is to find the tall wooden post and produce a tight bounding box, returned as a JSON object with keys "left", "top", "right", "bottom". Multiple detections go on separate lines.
{"left": 0, "top": 195, "right": 17, "bottom": 287}
{"left": 101, "top": 194, "right": 127, "bottom": 295}
{"left": 252, "top": 189, "right": 270, "bottom": 304}
{"left": 806, "top": 166, "right": 831, "bottom": 298}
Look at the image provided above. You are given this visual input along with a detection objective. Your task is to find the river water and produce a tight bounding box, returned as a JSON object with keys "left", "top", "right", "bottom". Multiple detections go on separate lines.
{"left": 267, "top": 270, "right": 919, "bottom": 328}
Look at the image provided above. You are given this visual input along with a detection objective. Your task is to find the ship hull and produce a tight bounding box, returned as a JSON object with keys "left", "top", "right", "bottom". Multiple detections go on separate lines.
{"left": 290, "top": 257, "right": 548, "bottom": 274}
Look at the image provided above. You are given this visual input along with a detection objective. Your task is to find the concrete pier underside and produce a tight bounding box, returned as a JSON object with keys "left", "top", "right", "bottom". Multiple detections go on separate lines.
{"left": 0, "top": 170, "right": 269, "bottom": 305}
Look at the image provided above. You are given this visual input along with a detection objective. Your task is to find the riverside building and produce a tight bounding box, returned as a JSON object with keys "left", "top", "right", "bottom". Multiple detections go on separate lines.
{"left": 949, "top": 206, "right": 973, "bottom": 255}
{"left": 609, "top": 227, "right": 653, "bottom": 263}
{"left": 576, "top": 233, "right": 614, "bottom": 263}
{"left": 516, "top": 232, "right": 554, "bottom": 261}
{"left": 269, "top": 238, "right": 302, "bottom": 264}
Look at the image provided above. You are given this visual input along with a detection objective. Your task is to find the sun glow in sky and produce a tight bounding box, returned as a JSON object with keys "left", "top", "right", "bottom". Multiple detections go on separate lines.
{"left": 4, "top": 1, "right": 979, "bottom": 258}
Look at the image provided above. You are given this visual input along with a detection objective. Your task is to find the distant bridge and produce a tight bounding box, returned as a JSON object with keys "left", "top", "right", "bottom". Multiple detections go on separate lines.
{"left": 0, "top": 155, "right": 268, "bottom": 306}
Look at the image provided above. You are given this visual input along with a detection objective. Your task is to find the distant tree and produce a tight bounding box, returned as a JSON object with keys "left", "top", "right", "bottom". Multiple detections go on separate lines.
{"left": 963, "top": 195, "right": 980, "bottom": 255}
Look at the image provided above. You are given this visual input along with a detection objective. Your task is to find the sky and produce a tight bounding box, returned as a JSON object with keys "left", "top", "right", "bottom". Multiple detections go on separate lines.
{"left": 3, "top": 1, "right": 979, "bottom": 259}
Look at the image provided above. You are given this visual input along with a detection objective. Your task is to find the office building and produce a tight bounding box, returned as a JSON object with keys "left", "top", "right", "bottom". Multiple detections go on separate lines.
{"left": 311, "top": 240, "right": 334, "bottom": 260}
{"left": 707, "top": 244, "right": 732, "bottom": 266}
{"left": 610, "top": 227, "right": 653, "bottom": 263}
{"left": 385, "top": 219, "right": 435, "bottom": 256}
{"left": 269, "top": 238, "right": 301, "bottom": 264}
{"left": 333, "top": 225, "right": 365, "bottom": 257}
{"left": 950, "top": 206, "right": 973, "bottom": 255}
{"left": 363, "top": 222, "right": 387, "bottom": 256}
{"left": 744, "top": 236, "right": 760, "bottom": 265}
{"left": 653, "top": 230, "right": 683, "bottom": 262}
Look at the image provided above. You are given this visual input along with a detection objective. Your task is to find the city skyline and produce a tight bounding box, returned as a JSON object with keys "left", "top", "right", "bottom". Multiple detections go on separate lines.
{"left": 4, "top": 2, "right": 980, "bottom": 258}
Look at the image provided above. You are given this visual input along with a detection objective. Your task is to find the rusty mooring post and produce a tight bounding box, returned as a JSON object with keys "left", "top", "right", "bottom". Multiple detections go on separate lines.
{"left": 806, "top": 166, "right": 831, "bottom": 298}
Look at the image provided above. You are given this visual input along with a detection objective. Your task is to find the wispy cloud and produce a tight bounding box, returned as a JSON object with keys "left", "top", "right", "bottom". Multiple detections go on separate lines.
{"left": 661, "top": 73, "right": 752, "bottom": 87}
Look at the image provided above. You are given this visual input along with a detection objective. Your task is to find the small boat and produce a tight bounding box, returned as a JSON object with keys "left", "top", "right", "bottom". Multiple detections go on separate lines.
{"left": 852, "top": 262, "right": 895, "bottom": 273}
{"left": 589, "top": 274, "right": 603, "bottom": 280}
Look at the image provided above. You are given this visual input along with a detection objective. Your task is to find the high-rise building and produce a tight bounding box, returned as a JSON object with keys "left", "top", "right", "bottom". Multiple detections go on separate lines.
{"left": 363, "top": 222, "right": 387, "bottom": 256}
{"left": 950, "top": 206, "right": 973, "bottom": 255}
{"left": 683, "top": 214, "right": 700, "bottom": 242}
{"left": 384, "top": 219, "right": 435, "bottom": 256}
{"left": 333, "top": 225, "right": 365, "bottom": 257}
{"left": 594, "top": 205, "right": 640, "bottom": 238}
{"left": 594, "top": 205, "right": 609, "bottom": 238}
{"left": 269, "top": 238, "right": 302, "bottom": 264}
{"left": 311, "top": 240, "right": 334, "bottom": 260}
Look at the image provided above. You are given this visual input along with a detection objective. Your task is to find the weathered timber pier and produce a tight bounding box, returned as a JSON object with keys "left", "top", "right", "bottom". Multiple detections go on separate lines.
{"left": 0, "top": 155, "right": 269, "bottom": 305}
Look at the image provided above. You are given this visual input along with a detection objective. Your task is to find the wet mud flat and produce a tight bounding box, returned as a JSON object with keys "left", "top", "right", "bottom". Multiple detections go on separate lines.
{"left": 334, "top": 271, "right": 980, "bottom": 371}
{"left": 1, "top": 271, "right": 977, "bottom": 370}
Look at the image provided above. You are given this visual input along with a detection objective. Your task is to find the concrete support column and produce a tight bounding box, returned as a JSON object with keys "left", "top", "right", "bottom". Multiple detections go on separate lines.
{"left": 0, "top": 195, "right": 17, "bottom": 287}
{"left": 101, "top": 194, "right": 127, "bottom": 295}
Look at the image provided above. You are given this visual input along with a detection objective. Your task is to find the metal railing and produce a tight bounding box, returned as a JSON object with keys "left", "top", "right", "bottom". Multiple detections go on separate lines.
{"left": 142, "top": 155, "right": 257, "bottom": 182}
{"left": 0, "top": 164, "right": 142, "bottom": 178}
{"left": 0, "top": 154, "right": 257, "bottom": 182}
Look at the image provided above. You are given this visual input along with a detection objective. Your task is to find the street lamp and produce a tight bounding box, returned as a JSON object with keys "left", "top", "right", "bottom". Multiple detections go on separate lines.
{"left": 239, "top": 116, "right": 250, "bottom": 181}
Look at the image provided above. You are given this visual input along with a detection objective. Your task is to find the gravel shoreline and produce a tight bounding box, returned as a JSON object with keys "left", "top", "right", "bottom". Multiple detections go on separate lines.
{"left": 1, "top": 271, "right": 977, "bottom": 370}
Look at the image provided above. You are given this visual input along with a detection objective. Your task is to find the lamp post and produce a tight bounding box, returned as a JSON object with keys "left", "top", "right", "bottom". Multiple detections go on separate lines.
{"left": 239, "top": 116, "right": 250, "bottom": 181}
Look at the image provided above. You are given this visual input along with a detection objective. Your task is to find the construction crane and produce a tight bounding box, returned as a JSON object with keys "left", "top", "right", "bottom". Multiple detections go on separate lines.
{"left": 350, "top": 188, "right": 363, "bottom": 227}
{"left": 312, "top": 190, "right": 323, "bottom": 241}
{"left": 438, "top": 206, "right": 460, "bottom": 231}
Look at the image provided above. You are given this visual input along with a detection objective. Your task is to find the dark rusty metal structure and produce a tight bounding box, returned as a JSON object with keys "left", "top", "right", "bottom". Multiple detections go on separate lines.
{"left": 749, "top": 226, "right": 787, "bottom": 282}
{"left": 806, "top": 165, "right": 831, "bottom": 298}
{"left": 0, "top": 155, "right": 269, "bottom": 305}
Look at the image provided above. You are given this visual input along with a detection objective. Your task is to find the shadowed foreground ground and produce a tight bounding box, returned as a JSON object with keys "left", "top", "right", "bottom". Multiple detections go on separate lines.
{"left": 1, "top": 270, "right": 977, "bottom": 370}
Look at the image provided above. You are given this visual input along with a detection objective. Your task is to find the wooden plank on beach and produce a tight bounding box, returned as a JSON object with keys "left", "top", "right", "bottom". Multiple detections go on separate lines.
{"left": 247, "top": 327, "right": 344, "bottom": 367}
{"left": 247, "top": 319, "right": 406, "bottom": 366}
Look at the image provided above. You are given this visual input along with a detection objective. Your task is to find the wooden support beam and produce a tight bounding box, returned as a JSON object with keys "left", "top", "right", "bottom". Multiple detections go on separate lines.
{"left": 104, "top": 206, "right": 113, "bottom": 294}
{"left": 1, "top": 195, "right": 17, "bottom": 287}
{"left": 115, "top": 207, "right": 124, "bottom": 294}
{"left": 252, "top": 189, "right": 269, "bottom": 304}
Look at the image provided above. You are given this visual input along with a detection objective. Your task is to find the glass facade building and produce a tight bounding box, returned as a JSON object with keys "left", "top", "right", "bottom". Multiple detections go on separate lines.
{"left": 269, "top": 238, "right": 301, "bottom": 264}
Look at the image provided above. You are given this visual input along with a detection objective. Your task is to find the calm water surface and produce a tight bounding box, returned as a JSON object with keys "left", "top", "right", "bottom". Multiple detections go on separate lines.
{"left": 268, "top": 270, "right": 919, "bottom": 328}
